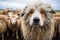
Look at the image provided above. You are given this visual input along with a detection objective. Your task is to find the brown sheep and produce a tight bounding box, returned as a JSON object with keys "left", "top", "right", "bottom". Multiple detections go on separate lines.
{"left": 3, "top": 8, "right": 9, "bottom": 15}
{"left": 53, "top": 16, "right": 60, "bottom": 40}
{"left": 0, "top": 10, "right": 4, "bottom": 15}
{"left": 0, "top": 20, "right": 7, "bottom": 40}
{"left": 0, "top": 15, "right": 8, "bottom": 24}
{"left": 7, "top": 14, "right": 21, "bottom": 40}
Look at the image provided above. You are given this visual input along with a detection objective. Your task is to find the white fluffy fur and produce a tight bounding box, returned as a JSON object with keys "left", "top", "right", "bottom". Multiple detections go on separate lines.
{"left": 30, "top": 10, "right": 44, "bottom": 26}
{"left": 20, "top": 1, "right": 55, "bottom": 40}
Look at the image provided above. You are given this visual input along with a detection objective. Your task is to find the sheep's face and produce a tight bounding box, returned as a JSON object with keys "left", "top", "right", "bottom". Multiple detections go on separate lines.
{"left": 8, "top": 15, "right": 19, "bottom": 25}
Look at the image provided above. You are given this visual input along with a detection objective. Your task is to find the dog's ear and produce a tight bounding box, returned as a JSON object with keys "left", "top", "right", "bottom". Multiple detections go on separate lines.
{"left": 49, "top": 9, "right": 56, "bottom": 14}
{"left": 20, "top": 6, "right": 27, "bottom": 17}
{"left": 45, "top": 9, "right": 56, "bottom": 14}
{"left": 43, "top": 4, "right": 56, "bottom": 14}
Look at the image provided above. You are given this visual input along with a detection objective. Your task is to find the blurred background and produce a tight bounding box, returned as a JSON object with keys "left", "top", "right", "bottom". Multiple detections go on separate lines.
{"left": 0, "top": 0, "right": 60, "bottom": 10}
{"left": 0, "top": 0, "right": 60, "bottom": 40}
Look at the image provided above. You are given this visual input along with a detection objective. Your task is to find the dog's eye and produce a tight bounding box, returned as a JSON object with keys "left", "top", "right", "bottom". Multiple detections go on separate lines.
{"left": 21, "top": 13, "right": 25, "bottom": 17}
{"left": 40, "top": 8, "right": 45, "bottom": 14}
{"left": 29, "top": 11, "right": 34, "bottom": 14}
{"left": 29, "top": 9, "right": 34, "bottom": 14}
{"left": 17, "top": 14, "right": 20, "bottom": 16}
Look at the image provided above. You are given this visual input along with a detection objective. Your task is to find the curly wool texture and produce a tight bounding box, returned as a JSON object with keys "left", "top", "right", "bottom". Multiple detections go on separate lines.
{"left": 7, "top": 19, "right": 21, "bottom": 32}
{"left": 0, "top": 20, "right": 7, "bottom": 34}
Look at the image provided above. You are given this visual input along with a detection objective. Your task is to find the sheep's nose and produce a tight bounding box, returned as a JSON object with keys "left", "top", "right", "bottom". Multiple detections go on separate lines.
{"left": 33, "top": 18, "right": 40, "bottom": 23}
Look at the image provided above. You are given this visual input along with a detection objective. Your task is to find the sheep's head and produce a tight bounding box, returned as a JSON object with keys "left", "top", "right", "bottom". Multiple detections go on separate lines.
{"left": 8, "top": 13, "right": 19, "bottom": 25}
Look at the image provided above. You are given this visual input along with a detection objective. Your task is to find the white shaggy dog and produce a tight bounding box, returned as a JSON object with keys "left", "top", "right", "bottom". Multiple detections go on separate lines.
{"left": 20, "top": 1, "right": 55, "bottom": 40}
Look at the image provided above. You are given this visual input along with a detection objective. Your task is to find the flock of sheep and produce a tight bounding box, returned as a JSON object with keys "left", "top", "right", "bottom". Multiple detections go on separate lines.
{"left": 0, "top": 8, "right": 22, "bottom": 40}
{"left": 0, "top": 5, "right": 60, "bottom": 40}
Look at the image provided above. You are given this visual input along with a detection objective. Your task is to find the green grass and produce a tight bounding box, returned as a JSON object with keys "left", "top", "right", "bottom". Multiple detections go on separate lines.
{"left": 55, "top": 10, "right": 60, "bottom": 12}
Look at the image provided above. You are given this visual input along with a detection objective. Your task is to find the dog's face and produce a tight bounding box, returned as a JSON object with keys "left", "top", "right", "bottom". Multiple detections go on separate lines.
{"left": 28, "top": 9, "right": 45, "bottom": 27}
{"left": 21, "top": 4, "right": 55, "bottom": 27}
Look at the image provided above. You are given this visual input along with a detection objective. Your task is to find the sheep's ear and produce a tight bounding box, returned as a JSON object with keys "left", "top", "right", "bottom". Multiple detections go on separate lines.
{"left": 8, "top": 12, "right": 13, "bottom": 17}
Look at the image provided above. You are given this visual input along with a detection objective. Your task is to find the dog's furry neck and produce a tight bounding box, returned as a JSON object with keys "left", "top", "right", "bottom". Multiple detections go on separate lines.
{"left": 21, "top": 17, "right": 54, "bottom": 40}
{"left": 21, "top": 2, "right": 55, "bottom": 40}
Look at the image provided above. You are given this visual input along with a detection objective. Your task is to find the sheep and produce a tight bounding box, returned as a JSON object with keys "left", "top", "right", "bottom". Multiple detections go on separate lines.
{"left": 3, "top": 8, "right": 9, "bottom": 15}
{"left": 0, "top": 20, "right": 7, "bottom": 40}
{"left": 53, "top": 15, "right": 60, "bottom": 40}
{"left": 0, "top": 10, "right": 4, "bottom": 15}
{"left": 0, "top": 15, "right": 9, "bottom": 38}
{"left": 13, "top": 10, "right": 22, "bottom": 16}
{"left": 0, "top": 15, "right": 8, "bottom": 24}
{"left": 54, "top": 14, "right": 60, "bottom": 34}
{"left": 7, "top": 14, "right": 21, "bottom": 40}
{"left": 0, "top": 8, "right": 15, "bottom": 15}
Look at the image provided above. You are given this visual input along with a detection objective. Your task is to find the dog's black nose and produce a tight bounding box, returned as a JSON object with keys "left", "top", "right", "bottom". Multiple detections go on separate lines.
{"left": 33, "top": 18, "right": 40, "bottom": 23}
